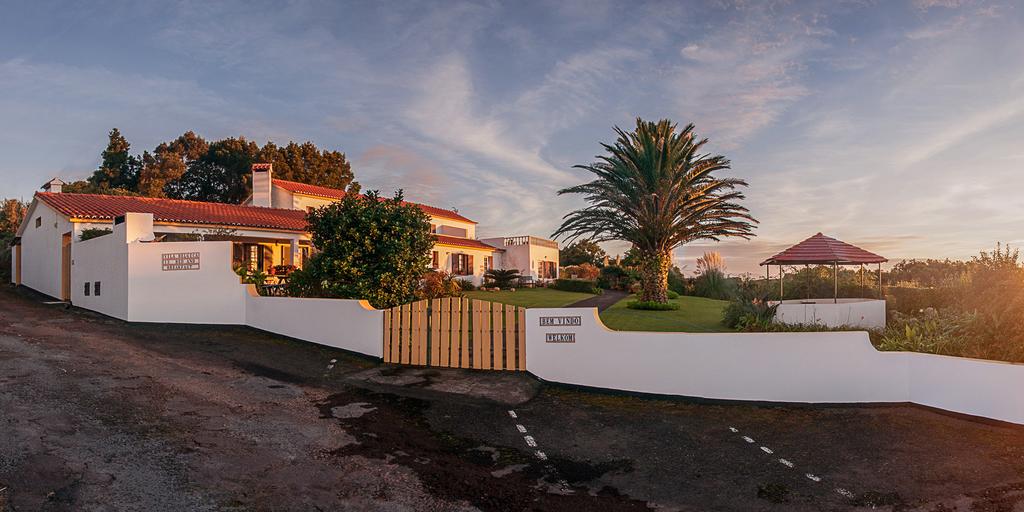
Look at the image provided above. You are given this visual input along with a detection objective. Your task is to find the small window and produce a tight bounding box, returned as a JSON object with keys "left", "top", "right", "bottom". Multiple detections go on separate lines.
{"left": 94, "top": 281, "right": 101, "bottom": 296}
{"left": 430, "top": 224, "right": 437, "bottom": 234}
{"left": 84, "top": 282, "right": 90, "bottom": 296}
{"left": 35, "top": 217, "right": 42, "bottom": 228}
{"left": 432, "top": 251, "right": 439, "bottom": 269}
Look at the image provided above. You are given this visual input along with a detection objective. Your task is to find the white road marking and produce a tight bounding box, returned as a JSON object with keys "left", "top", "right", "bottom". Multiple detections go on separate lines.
{"left": 508, "top": 410, "right": 518, "bottom": 419}
{"left": 729, "top": 427, "right": 738, "bottom": 433}
{"left": 742, "top": 436, "right": 755, "bottom": 443}
{"left": 778, "top": 458, "right": 794, "bottom": 468}
{"left": 760, "top": 446, "right": 774, "bottom": 454}
{"left": 535, "top": 451, "right": 548, "bottom": 460}
{"left": 326, "top": 364, "right": 334, "bottom": 370}
{"left": 806, "top": 473, "right": 821, "bottom": 482}
{"left": 330, "top": 359, "right": 337, "bottom": 363}
{"left": 836, "top": 487, "right": 854, "bottom": 498}
{"left": 516, "top": 424, "right": 527, "bottom": 433}
{"left": 524, "top": 436, "right": 537, "bottom": 447}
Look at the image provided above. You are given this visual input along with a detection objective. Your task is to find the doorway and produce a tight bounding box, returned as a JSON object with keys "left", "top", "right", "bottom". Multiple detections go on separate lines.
{"left": 61, "top": 232, "right": 71, "bottom": 301}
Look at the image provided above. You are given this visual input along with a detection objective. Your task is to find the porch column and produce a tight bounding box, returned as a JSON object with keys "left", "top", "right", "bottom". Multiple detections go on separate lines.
{"left": 290, "top": 238, "right": 301, "bottom": 268}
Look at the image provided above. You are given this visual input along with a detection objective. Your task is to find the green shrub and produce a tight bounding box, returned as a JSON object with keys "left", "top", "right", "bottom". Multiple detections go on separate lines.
{"left": 458, "top": 279, "right": 477, "bottom": 291}
{"left": 550, "top": 278, "right": 601, "bottom": 294}
{"left": 484, "top": 268, "right": 521, "bottom": 289}
{"left": 417, "top": 270, "right": 464, "bottom": 300}
{"left": 874, "top": 310, "right": 971, "bottom": 356}
{"left": 666, "top": 290, "right": 680, "bottom": 300}
{"left": 79, "top": 227, "right": 113, "bottom": 241}
{"left": 885, "top": 286, "right": 956, "bottom": 315}
{"left": 692, "top": 269, "right": 736, "bottom": 300}
{"left": 597, "top": 265, "right": 638, "bottom": 291}
{"left": 627, "top": 300, "right": 680, "bottom": 311}
{"left": 722, "top": 293, "right": 779, "bottom": 330}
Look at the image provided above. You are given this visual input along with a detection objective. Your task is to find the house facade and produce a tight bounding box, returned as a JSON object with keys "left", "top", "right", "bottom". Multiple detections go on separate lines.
{"left": 10, "top": 165, "right": 559, "bottom": 308}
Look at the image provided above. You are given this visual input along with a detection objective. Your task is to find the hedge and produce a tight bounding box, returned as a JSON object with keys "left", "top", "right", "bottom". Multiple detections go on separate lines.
{"left": 550, "top": 279, "right": 602, "bottom": 295}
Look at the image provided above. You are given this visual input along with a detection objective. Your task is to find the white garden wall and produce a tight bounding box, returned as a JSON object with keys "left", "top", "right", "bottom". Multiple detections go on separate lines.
{"left": 774, "top": 299, "right": 886, "bottom": 329}
{"left": 244, "top": 288, "right": 383, "bottom": 357}
{"left": 125, "top": 240, "right": 247, "bottom": 324}
{"left": 71, "top": 226, "right": 129, "bottom": 320}
{"left": 526, "top": 307, "right": 1024, "bottom": 425}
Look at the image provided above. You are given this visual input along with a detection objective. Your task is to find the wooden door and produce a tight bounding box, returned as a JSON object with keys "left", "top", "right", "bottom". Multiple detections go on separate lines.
{"left": 14, "top": 244, "right": 21, "bottom": 285}
{"left": 61, "top": 232, "right": 72, "bottom": 301}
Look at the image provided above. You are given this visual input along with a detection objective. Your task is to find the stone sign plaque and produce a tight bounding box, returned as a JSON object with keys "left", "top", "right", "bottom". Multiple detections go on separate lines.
{"left": 545, "top": 333, "right": 576, "bottom": 343}
{"left": 539, "top": 315, "right": 581, "bottom": 327}
{"left": 161, "top": 252, "right": 201, "bottom": 271}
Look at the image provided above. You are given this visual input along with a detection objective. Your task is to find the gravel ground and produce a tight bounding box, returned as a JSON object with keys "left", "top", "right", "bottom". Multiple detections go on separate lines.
{"left": 3, "top": 284, "right": 1024, "bottom": 511}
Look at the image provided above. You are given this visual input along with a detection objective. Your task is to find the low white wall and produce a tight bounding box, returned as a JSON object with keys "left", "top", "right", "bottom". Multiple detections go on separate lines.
{"left": 527, "top": 307, "right": 1024, "bottom": 425}
{"left": 71, "top": 228, "right": 129, "bottom": 320}
{"left": 244, "top": 287, "right": 383, "bottom": 357}
{"left": 774, "top": 299, "right": 886, "bottom": 329}
{"left": 527, "top": 308, "right": 908, "bottom": 403}
{"left": 126, "top": 240, "right": 248, "bottom": 324}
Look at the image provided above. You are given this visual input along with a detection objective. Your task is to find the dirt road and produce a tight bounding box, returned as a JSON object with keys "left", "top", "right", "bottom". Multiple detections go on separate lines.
{"left": 3, "top": 285, "right": 1024, "bottom": 511}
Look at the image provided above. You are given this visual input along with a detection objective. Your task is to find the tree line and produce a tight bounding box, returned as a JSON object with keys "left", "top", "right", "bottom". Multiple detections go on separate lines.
{"left": 65, "top": 128, "right": 360, "bottom": 204}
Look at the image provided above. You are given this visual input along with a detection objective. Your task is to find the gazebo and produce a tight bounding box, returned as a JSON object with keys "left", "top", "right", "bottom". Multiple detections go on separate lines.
{"left": 760, "top": 233, "right": 888, "bottom": 329}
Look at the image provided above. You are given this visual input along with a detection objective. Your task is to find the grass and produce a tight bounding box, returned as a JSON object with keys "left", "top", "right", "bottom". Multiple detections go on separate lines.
{"left": 464, "top": 287, "right": 595, "bottom": 308}
{"left": 599, "top": 294, "right": 734, "bottom": 332}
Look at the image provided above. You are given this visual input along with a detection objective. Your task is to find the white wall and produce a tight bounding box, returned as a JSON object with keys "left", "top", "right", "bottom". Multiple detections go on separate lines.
{"left": 526, "top": 307, "right": 1024, "bottom": 425}
{"left": 775, "top": 299, "right": 886, "bottom": 329}
{"left": 16, "top": 201, "right": 71, "bottom": 299}
{"left": 126, "top": 239, "right": 248, "bottom": 324}
{"left": 71, "top": 223, "right": 129, "bottom": 320}
{"left": 244, "top": 287, "right": 383, "bottom": 357}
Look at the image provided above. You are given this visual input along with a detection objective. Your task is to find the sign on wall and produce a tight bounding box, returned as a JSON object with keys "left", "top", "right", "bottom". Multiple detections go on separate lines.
{"left": 545, "top": 333, "right": 576, "bottom": 343}
{"left": 161, "top": 252, "right": 201, "bottom": 271}
{"left": 539, "top": 315, "right": 581, "bottom": 327}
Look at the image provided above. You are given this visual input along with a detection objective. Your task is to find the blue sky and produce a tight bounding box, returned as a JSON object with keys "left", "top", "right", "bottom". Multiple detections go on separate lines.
{"left": 1, "top": 0, "right": 1022, "bottom": 274}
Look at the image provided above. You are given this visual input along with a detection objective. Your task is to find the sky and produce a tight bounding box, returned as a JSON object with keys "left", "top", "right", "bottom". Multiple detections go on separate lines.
{"left": 1, "top": 0, "right": 1022, "bottom": 275}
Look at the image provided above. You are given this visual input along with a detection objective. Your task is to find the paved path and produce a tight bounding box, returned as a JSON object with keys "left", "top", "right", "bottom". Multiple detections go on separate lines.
{"left": 565, "top": 289, "right": 628, "bottom": 312}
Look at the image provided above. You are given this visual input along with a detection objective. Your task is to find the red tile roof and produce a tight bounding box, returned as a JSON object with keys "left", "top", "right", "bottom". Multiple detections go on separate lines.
{"left": 273, "top": 179, "right": 476, "bottom": 224}
{"left": 435, "top": 235, "right": 501, "bottom": 252}
{"left": 36, "top": 192, "right": 309, "bottom": 232}
{"left": 761, "top": 233, "right": 887, "bottom": 266}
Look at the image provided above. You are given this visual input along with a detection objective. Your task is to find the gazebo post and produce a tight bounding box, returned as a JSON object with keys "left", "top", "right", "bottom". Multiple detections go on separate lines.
{"left": 779, "top": 265, "right": 784, "bottom": 299}
{"left": 833, "top": 261, "right": 838, "bottom": 304}
{"left": 877, "top": 263, "right": 882, "bottom": 299}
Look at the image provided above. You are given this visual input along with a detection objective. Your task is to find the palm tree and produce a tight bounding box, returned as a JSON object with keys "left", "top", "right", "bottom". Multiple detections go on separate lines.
{"left": 553, "top": 118, "right": 757, "bottom": 303}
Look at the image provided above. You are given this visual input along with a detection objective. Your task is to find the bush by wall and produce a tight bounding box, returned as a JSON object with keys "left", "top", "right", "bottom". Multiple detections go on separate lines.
{"left": 551, "top": 278, "right": 602, "bottom": 294}
{"left": 627, "top": 300, "right": 680, "bottom": 311}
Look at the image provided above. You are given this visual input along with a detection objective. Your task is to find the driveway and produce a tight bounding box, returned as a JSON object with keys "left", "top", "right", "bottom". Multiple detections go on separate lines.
{"left": 3, "top": 285, "right": 1024, "bottom": 511}
{"left": 565, "top": 289, "right": 628, "bottom": 312}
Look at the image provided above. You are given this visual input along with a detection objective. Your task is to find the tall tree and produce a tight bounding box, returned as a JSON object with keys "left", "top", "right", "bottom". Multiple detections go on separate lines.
{"left": 165, "top": 137, "right": 259, "bottom": 203}
{"left": 89, "top": 128, "right": 141, "bottom": 191}
{"left": 138, "top": 131, "right": 209, "bottom": 198}
{"left": 0, "top": 199, "right": 28, "bottom": 235}
{"left": 287, "top": 190, "right": 434, "bottom": 308}
{"left": 560, "top": 239, "right": 607, "bottom": 266}
{"left": 553, "top": 118, "right": 756, "bottom": 303}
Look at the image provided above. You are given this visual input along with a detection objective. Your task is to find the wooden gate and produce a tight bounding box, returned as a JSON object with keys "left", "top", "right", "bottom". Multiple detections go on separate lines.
{"left": 383, "top": 298, "right": 526, "bottom": 371}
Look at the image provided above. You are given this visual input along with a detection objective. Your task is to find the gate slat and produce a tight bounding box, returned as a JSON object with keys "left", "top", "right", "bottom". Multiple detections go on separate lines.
{"left": 489, "top": 303, "right": 501, "bottom": 370}
{"left": 383, "top": 308, "right": 392, "bottom": 363}
{"left": 460, "top": 298, "right": 471, "bottom": 368}
{"left": 391, "top": 306, "right": 401, "bottom": 363}
{"left": 504, "top": 305, "right": 515, "bottom": 370}
{"left": 516, "top": 307, "right": 526, "bottom": 370}
{"left": 471, "top": 300, "right": 482, "bottom": 369}
{"left": 481, "top": 301, "right": 492, "bottom": 370}
{"left": 418, "top": 300, "right": 429, "bottom": 365}
{"left": 401, "top": 303, "right": 412, "bottom": 365}
{"left": 430, "top": 299, "right": 440, "bottom": 365}
{"left": 440, "top": 297, "right": 451, "bottom": 367}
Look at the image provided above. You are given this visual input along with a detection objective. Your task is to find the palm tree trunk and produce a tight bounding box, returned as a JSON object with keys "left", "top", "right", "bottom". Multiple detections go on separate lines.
{"left": 639, "top": 251, "right": 671, "bottom": 303}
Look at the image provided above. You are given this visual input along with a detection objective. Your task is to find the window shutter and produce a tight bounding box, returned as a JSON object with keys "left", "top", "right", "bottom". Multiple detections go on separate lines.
{"left": 468, "top": 255, "right": 474, "bottom": 273}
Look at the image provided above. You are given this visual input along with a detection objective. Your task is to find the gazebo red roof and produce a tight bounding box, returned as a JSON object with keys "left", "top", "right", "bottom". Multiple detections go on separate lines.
{"left": 760, "top": 233, "right": 887, "bottom": 266}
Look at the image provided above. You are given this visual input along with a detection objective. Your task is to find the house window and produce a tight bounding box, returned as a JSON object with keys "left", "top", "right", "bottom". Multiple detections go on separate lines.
{"left": 35, "top": 217, "right": 41, "bottom": 228}
{"left": 451, "top": 253, "right": 473, "bottom": 276}
{"left": 430, "top": 224, "right": 437, "bottom": 234}
{"left": 539, "top": 261, "right": 557, "bottom": 279}
{"left": 432, "top": 251, "right": 439, "bottom": 269}
{"left": 484, "top": 256, "right": 493, "bottom": 271}
{"left": 94, "top": 281, "right": 101, "bottom": 296}
{"left": 84, "top": 282, "right": 90, "bottom": 296}
{"left": 300, "top": 247, "right": 310, "bottom": 268}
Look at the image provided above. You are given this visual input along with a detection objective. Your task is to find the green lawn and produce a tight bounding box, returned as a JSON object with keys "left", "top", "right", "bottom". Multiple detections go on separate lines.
{"left": 464, "top": 287, "right": 595, "bottom": 308}
{"left": 599, "top": 295, "right": 734, "bottom": 332}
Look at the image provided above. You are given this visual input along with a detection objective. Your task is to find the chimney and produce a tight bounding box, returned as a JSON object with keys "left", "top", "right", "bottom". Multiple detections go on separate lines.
{"left": 42, "top": 178, "right": 66, "bottom": 194}
{"left": 251, "top": 163, "right": 272, "bottom": 207}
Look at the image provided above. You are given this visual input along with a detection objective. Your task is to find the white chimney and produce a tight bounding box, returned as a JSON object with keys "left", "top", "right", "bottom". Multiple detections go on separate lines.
{"left": 251, "top": 163, "right": 272, "bottom": 207}
{"left": 42, "top": 177, "right": 66, "bottom": 193}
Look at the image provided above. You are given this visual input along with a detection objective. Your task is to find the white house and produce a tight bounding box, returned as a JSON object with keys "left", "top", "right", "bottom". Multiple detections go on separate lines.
{"left": 9, "top": 165, "right": 559, "bottom": 306}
